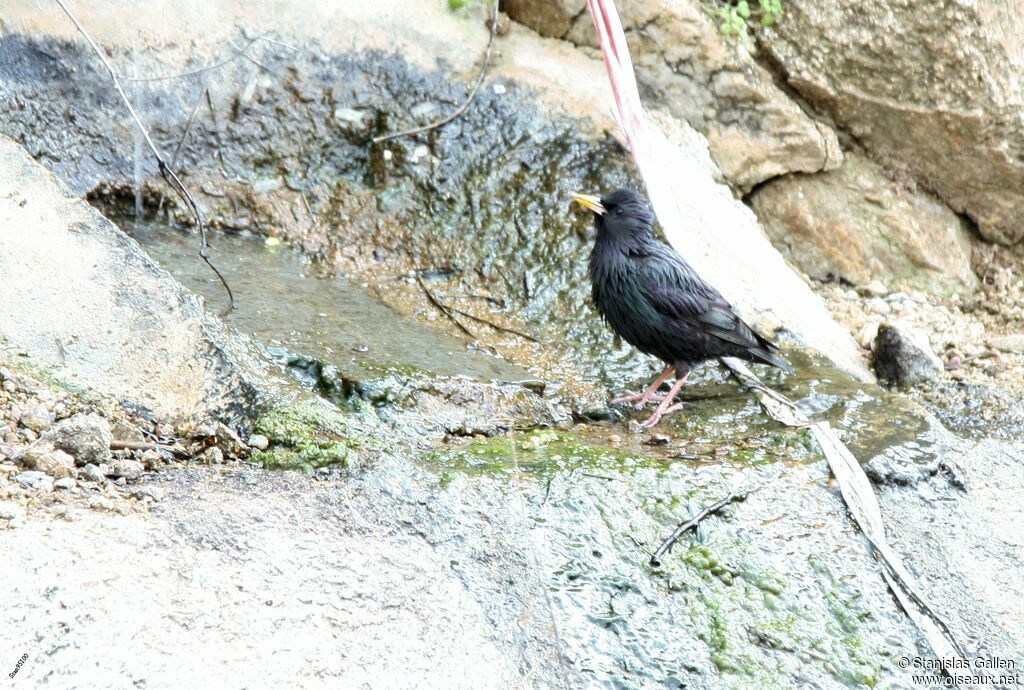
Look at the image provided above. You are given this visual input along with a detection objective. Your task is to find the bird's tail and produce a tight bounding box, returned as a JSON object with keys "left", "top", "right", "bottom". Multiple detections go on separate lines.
{"left": 747, "top": 346, "right": 794, "bottom": 374}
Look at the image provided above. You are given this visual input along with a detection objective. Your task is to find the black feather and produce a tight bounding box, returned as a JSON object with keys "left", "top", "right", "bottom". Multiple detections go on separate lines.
{"left": 586, "top": 189, "right": 792, "bottom": 374}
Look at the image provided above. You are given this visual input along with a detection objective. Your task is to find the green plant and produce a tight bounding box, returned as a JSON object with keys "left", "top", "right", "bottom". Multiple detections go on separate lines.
{"left": 708, "top": 0, "right": 783, "bottom": 36}
{"left": 448, "top": 0, "right": 493, "bottom": 10}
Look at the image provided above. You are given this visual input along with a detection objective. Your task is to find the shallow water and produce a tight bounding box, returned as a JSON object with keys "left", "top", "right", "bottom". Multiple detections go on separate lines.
{"left": 136, "top": 222, "right": 531, "bottom": 385}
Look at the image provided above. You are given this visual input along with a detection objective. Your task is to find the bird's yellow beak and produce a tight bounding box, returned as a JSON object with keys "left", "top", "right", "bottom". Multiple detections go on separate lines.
{"left": 571, "top": 192, "right": 606, "bottom": 216}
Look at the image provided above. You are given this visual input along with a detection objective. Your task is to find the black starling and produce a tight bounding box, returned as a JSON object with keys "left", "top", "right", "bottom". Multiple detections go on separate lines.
{"left": 573, "top": 189, "right": 792, "bottom": 428}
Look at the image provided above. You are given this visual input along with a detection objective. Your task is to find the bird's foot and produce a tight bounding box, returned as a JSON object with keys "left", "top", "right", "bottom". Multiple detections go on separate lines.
{"left": 638, "top": 403, "right": 685, "bottom": 429}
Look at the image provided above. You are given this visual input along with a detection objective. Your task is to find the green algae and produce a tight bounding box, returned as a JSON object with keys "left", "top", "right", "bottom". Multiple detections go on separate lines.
{"left": 250, "top": 401, "right": 375, "bottom": 470}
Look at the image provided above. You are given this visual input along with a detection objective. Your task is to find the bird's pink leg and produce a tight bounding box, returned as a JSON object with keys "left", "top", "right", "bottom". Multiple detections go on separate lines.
{"left": 611, "top": 364, "right": 675, "bottom": 408}
{"left": 639, "top": 370, "right": 690, "bottom": 428}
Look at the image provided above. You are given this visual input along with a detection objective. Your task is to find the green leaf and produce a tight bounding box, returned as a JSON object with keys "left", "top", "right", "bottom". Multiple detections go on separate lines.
{"left": 448, "top": 0, "right": 471, "bottom": 9}
{"left": 736, "top": 1, "right": 751, "bottom": 19}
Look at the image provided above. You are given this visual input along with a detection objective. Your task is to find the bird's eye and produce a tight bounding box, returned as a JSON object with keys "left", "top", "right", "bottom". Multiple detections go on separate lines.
{"left": 613, "top": 207, "right": 624, "bottom": 217}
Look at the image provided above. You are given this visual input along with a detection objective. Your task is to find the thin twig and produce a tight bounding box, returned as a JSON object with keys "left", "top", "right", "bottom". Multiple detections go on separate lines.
{"left": 170, "top": 84, "right": 208, "bottom": 171}
{"left": 159, "top": 83, "right": 208, "bottom": 214}
{"left": 445, "top": 305, "right": 540, "bottom": 343}
{"left": 373, "top": 0, "right": 500, "bottom": 143}
{"left": 54, "top": 0, "right": 235, "bottom": 313}
{"left": 416, "top": 275, "right": 477, "bottom": 339}
{"left": 117, "top": 35, "right": 268, "bottom": 83}
{"left": 110, "top": 440, "right": 174, "bottom": 452}
{"left": 650, "top": 488, "right": 751, "bottom": 566}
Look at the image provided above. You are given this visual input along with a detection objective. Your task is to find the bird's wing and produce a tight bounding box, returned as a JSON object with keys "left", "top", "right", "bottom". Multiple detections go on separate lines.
{"left": 636, "top": 246, "right": 764, "bottom": 349}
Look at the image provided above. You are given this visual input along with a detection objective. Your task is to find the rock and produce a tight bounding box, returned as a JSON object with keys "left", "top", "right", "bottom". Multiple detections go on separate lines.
{"left": 53, "top": 477, "right": 77, "bottom": 491}
{"left": 864, "top": 298, "right": 890, "bottom": 316}
{"left": 503, "top": 0, "right": 581, "bottom": 38}
{"left": 505, "top": 0, "right": 841, "bottom": 191}
{"left": 19, "top": 403, "right": 53, "bottom": 432}
{"left": 107, "top": 459, "right": 144, "bottom": 481}
{"left": 751, "top": 154, "right": 978, "bottom": 296}
{"left": 0, "top": 500, "right": 24, "bottom": 521}
{"left": 33, "top": 449, "right": 76, "bottom": 479}
{"left": 872, "top": 322, "right": 944, "bottom": 386}
{"left": 45, "top": 413, "right": 112, "bottom": 466}
{"left": 758, "top": 1, "right": 1024, "bottom": 245}
{"left": 15, "top": 470, "right": 54, "bottom": 491}
{"left": 988, "top": 334, "right": 1024, "bottom": 354}
{"left": 201, "top": 447, "right": 224, "bottom": 465}
{"left": 132, "top": 486, "right": 164, "bottom": 502}
{"left": 87, "top": 496, "right": 114, "bottom": 511}
{"left": 80, "top": 464, "right": 105, "bottom": 483}
{"left": 192, "top": 423, "right": 217, "bottom": 439}
{"left": 248, "top": 434, "right": 270, "bottom": 451}
{"left": 140, "top": 449, "right": 162, "bottom": 470}
{"left": 0, "top": 137, "right": 274, "bottom": 421}
{"left": 110, "top": 421, "right": 146, "bottom": 443}
{"left": 860, "top": 280, "right": 889, "bottom": 298}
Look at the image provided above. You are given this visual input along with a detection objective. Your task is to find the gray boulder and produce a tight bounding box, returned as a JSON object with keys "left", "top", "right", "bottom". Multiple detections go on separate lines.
{"left": 45, "top": 413, "right": 112, "bottom": 466}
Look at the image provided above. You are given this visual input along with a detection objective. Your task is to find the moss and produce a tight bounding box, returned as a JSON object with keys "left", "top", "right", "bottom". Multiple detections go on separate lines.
{"left": 251, "top": 402, "right": 369, "bottom": 470}
{"left": 428, "top": 428, "right": 662, "bottom": 478}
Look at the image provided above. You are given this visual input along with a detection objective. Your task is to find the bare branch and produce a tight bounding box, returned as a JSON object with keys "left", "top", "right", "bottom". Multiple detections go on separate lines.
{"left": 373, "top": 0, "right": 500, "bottom": 144}
{"left": 53, "top": 0, "right": 235, "bottom": 313}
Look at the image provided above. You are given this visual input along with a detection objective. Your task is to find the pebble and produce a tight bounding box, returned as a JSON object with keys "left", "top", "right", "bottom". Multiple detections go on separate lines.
{"left": 1, "top": 380, "right": 16, "bottom": 393}
{"left": 140, "top": 449, "right": 162, "bottom": 470}
{"left": 857, "top": 321, "right": 881, "bottom": 350}
{"left": 132, "top": 486, "right": 164, "bottom": 502}
{"left": 80, "top": 464, "right": 105, "bottom": 483}
{"left": 865, "top": 298, "right": 891, "bottom": 316}
{"left": 87, "top": 496, "right": 114, "bottom": 511}
{"left": 15, "top": 471, "right": 54, "bottom": 491}
{"left": 46, "top": 413, "right": 112, "bottom": 465}
{"left": 19, "top": 404, "right": 53, "bottom": 432}
{"left": 108, "top": 459, "right": 144, "bottom": 481}
{"left": 53, "top": 477, "right": 77, "bottom": 491}
{"left": 988, "top": 334, "right": 1024, "bottom": 354}
{"left": 248, "top": 434, "right": 270, "bottom": 451}
{"left": 606, "top": 434, "right": 622, "bottom": 447}
{"left": 859, "top": 280, "right": 889, "bottom": 297}
{"left": 201, "top": 447, "right": 224, "bottom": 465}
{"left": 0, "top": 501, "right": 24, "bottom": 521}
